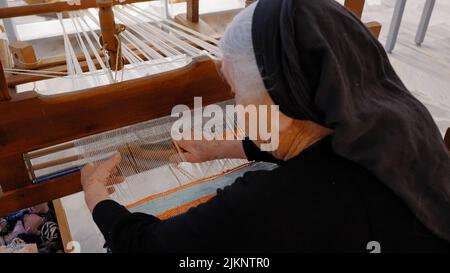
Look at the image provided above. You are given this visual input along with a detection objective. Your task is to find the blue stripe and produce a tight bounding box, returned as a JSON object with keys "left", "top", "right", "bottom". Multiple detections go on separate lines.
{"left": 32, "top": 166, "right": 84, "bottom": 184}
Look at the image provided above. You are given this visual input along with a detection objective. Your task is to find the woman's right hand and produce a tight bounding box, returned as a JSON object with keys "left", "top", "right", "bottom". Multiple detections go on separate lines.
{"left": 172, "top": 138, "right": 246, "bottom": 163}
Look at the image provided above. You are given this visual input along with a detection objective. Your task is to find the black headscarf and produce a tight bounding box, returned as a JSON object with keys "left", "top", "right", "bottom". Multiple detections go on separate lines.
{"left": 252, "top": 0, "right": 450, "bottom": 241}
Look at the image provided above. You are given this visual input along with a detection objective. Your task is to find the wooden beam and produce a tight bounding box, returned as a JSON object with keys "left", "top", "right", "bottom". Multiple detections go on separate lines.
{"left": 97, "top": 0, "right": 124, "bottom": 70}
{"left": 0, "top": 172, "right": 82, "bottom": 217}
{"left": 0, "top": 0, "right": 150, "bottom": 19}
{"left": 52, "top": 199, "right": 73, "bottom": 252}
{"left": 0, "top": 57, "right": 232, "bottom": 216}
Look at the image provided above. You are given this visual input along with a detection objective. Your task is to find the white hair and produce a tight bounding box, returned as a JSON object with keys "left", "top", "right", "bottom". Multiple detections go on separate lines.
{"left": 219, "top": 2, "right": 267, "bottom": 103}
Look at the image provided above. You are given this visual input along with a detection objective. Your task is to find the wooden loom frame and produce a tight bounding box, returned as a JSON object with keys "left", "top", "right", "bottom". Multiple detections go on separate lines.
{"left": 0, "top": 0, "right": 379, "bottom": 216}
{"left": 0, "top": 55, "right": 231, "bottom": 216}
{"left": 1, "top": 1, "right": 381, "bottom": 87}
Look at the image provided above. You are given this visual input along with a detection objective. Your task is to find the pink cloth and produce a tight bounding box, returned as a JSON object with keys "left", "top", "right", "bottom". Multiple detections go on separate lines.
{"left": 4, "top": 220, "right": 26, "bottom": 244}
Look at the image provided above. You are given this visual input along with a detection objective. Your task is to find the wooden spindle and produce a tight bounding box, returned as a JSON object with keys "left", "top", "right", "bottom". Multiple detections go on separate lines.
{"left": 97, "top": 0, "right": 124, "bottom": 70}
{"left": 0, "top": 58, "right": 11, "bottom": 101}
{"left": 186, "top": 0, "right": 199, "bottom": 23}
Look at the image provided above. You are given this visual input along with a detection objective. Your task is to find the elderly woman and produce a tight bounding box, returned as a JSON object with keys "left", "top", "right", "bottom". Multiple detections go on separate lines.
{"left": 81, "top": 0, "right": 450, "bottom": 252}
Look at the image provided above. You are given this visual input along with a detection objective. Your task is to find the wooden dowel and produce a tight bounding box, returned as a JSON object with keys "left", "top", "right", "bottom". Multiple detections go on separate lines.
{"left": 28, "top": 142, "right": 75, "bottom": 159}
{"left": 98, "top": 0, "right": 123, "bottom": 70}
{"left": 186, "top": 0, "right": 199, "bottom": 23}
{"left": 33, "top": 155, "right": 81, "bottom": 170}
{"left": 0, "top": 0, "right": 150, "bottom": 19}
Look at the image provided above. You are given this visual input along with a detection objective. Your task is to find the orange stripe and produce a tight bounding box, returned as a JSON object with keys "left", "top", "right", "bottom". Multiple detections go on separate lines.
{"left": 125, "top": 162, "right": 252, "bottom": 209}
{"left": 157, "top": 194, "right": 215, "bottom": 219}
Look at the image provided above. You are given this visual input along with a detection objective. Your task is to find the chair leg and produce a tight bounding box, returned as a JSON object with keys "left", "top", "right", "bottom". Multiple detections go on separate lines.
{"left": 344, "top": 0, "right": 365, "bottom": 18}
{"left": 385, "top": 0, "right": 407, "bottom": 53}
{"left": 415, "top": 0, "right": 436, "bottom": 46}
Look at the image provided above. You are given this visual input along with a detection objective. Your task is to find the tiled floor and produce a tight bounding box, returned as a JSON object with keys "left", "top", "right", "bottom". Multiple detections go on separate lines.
{"left": 361, "top": 0, "right": 450, "bottom": 135}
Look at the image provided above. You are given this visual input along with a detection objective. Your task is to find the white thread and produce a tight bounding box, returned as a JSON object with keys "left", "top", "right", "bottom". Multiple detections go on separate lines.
{"left": 57, "top": 13, "right": 82, "bottom": 75}
{"left": 74, "top": 11, "right": 114, "bottom": 83}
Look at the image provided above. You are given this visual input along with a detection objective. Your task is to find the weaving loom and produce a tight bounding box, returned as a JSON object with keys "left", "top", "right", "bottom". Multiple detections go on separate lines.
{"left": 0, "top": 0, "right": 379, "bottom": 222}
{"left": 0, "top": 0, "right": 228, "bottom": 216}
{"left": 25, "top": 102, "right": 254, "bottom": 206}
{"left": 5, "top": 0, "right": 223, "bottom": 93}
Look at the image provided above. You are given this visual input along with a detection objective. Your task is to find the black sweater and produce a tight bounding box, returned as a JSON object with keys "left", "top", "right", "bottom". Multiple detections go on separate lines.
{"left": 93, "top": 137, "right": 450, "bottom": 253}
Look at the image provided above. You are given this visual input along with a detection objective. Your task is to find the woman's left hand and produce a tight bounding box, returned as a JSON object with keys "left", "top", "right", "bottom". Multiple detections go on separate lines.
{"left": 81, "top": 153, "right": 125, "bottom": 213}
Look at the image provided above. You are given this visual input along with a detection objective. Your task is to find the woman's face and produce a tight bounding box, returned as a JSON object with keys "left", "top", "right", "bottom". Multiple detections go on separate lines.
{"left": 220, "top": 60, "right": 333, "bottom": 158}
{"left": 221, "top": 58, "right": 283, "bottom": 121}
{"left": 221, "top": 58, "right": 285, "bottom": 150}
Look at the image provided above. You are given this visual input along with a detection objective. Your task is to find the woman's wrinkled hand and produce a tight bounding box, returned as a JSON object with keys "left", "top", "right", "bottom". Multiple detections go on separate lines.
{"left": 81, "top": 153, "right": 125, "bottom": 213}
